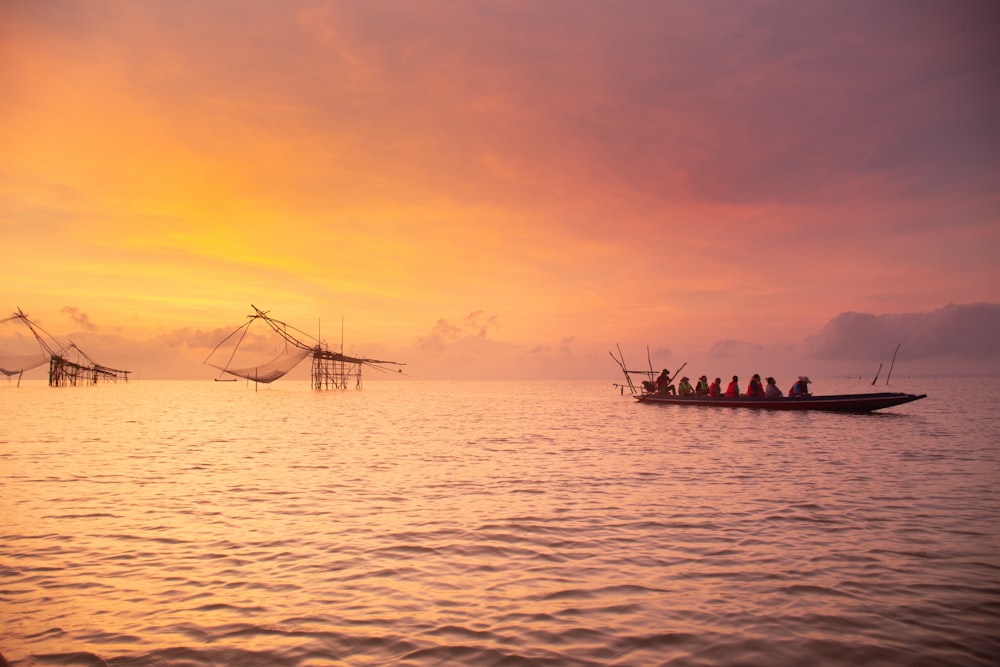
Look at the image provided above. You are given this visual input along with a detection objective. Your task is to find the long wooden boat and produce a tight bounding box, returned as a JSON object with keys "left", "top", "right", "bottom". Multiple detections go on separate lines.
{"left": 636, "top": 391, "right": 927, "bottom": 412}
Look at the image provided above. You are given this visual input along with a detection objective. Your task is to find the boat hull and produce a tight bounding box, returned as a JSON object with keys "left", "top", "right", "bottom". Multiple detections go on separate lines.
{"left": 636, "top": 392, "right": 927, "bottom": 412}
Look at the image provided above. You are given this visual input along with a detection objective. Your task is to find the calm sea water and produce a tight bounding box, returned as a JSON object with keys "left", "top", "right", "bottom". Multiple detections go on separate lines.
{"left": 1, "top": 377, "right": 998, "bottom": 666}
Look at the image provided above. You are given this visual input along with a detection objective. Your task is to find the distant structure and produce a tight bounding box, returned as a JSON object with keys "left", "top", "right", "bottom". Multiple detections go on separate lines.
{"left": 0, "top": 308, "right": 130, "bottom": 387}
{"left": 205, "top": 305, "right": 404, "bottom": 389}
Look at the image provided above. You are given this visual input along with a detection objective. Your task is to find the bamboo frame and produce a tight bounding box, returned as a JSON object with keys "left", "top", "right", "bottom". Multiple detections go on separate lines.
{"left": 207, "top": 305, "right": 404, "bottom": 390}
{"left": 2, "top": 309, "right": 129, "bottom": 387}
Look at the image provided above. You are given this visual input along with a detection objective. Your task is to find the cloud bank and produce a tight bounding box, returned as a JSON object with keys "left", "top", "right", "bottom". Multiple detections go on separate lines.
{"left": 806, "top": 303, "right": 1000, "bottom": 362}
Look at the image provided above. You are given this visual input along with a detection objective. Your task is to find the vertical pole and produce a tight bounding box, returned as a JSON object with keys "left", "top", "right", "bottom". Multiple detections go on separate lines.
{"left": 886, "top": 343, "right": 901, "bottom": 386}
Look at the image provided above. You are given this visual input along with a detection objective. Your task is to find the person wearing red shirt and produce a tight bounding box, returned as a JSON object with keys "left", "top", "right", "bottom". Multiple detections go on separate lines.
{"left": 788, "top": 376, "right": 812, "bottom": 397}
{"left": 709, "top": 377, "right": 722, "bottom": 397}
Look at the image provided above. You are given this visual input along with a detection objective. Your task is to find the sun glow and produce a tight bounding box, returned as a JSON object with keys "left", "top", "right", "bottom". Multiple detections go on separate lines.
{"left": 2, "top": 2, "right": 998, "bottom": 379}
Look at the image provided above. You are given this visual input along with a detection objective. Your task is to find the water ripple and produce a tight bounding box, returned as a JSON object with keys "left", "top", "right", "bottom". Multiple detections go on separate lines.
{"left": 1, "top": 379, "right": 998, "bottom": 666}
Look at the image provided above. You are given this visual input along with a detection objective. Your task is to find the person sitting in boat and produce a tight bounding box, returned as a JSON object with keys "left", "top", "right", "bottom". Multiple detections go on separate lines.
{"left": 764, "top": 376, "right": 783, "bottom": 398}
{"left": 725, "top": 375, "right": 740, "bottom": 397}
{"left": 788, "top": 376, "right": 812, "bottom": 397}
{"left": 709, "top": 377, "right": 722, "bottom": 397}
{"left": 678, "top": 377, "right": 695, "bottom": 396}
{"left": 746, "top": 373, "right": 765, "bottom": 397}
{"left": 656, "top": 369, "right": 676, "bottom": 395}
{"left": 695, "top": 375, "right": 710, "bottom": 396}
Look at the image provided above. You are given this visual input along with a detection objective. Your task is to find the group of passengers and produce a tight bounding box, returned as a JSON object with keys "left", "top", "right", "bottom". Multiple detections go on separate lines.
{"left": 655, "top": 369, "right": 812, "bottom": 398}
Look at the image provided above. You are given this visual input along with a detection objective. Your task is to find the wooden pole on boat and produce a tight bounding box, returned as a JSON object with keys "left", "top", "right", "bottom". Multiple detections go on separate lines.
{"left": 886, "top": 343, "right": 901, "bottom": 385}
{"left": 610, "top": 345, "right": 636, "bottom": 394}
{"left": 668, "top": 362, "right": 687, "bottom": 385}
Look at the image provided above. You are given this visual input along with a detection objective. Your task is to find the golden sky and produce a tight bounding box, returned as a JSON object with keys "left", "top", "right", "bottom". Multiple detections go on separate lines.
{"left": 2, "top": 1, "right": 999, "bottom": 380}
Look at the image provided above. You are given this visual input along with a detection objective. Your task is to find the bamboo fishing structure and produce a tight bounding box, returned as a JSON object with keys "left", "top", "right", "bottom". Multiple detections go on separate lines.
{"left": 205, "top": 305, "right": 404, "bottom": 390}
{"left": 0, "top": 308, "right": 130, "bottom": 386}
{"left": 48, "top": 343, "right": 130, "bottom": 386}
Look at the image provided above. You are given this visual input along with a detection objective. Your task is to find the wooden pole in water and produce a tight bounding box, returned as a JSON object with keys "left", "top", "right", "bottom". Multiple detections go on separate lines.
{"left": 871, "top": 362, "right": 882, "bottom": 386}
{"left": 886, "top": 343, "right": 901, "bottom": 385}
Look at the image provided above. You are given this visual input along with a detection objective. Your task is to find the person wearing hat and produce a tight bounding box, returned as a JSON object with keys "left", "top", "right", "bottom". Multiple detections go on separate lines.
{"left": 764, "top": 376, "right": 782, "bottom": 398}
{"left": 745, "top": 373, "right": 764, "bottom": 397}
{"left": 678, "top": 376, "right": 695, "bottom": 396}
{"left": 695, "top": 375, "right": 710, "bottom": 396}
{"left": 656, "top": 368, "right": 676, "bottom": 395}
{"left": 788, "top": 376, "right": 812, "bottom": 397}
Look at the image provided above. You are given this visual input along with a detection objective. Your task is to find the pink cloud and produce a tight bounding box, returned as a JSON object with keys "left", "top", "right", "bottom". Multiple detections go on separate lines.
{"left": 3, "top": 0, "right": 998, "bottom": 378}
{"left": 61, "top": 306, "right": 96, "bottom": 332}
{"left": 806, "top": 303, "right": 1000, "bottom": 362}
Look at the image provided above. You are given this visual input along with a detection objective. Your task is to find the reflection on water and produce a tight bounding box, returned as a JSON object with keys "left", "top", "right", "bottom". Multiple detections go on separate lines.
{"left": 1, "top": 378, "right": 998, "bottom": 666}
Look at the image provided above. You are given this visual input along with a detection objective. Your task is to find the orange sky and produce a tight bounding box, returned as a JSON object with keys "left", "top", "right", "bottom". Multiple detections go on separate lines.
{"left": 2, "top": 1, "right": 999, "bottom": 381}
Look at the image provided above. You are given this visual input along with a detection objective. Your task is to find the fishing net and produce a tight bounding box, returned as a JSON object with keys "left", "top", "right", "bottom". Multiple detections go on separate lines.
{"left": 0, "top": 315, "right": 52, "bottom": 376}
{"left": 0, "top": 351, "right": 49, "bottom": 376}
{"left": 205, "top": 306, "right": 403, "bottom": 387}
{"left": 206, "top": 347, "right": 311, "bottom": 383}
